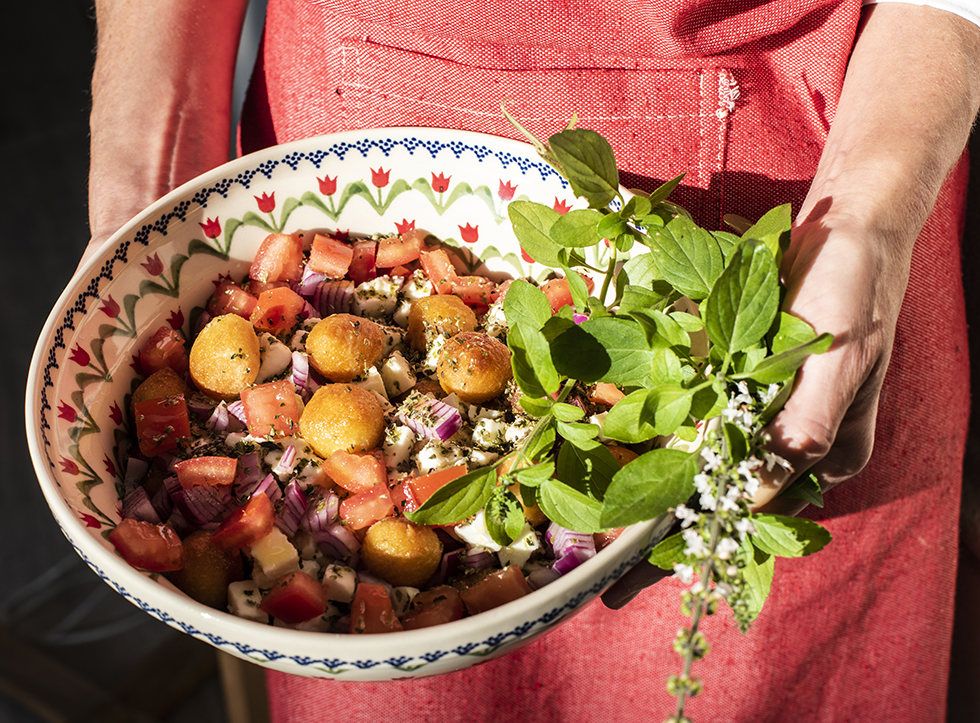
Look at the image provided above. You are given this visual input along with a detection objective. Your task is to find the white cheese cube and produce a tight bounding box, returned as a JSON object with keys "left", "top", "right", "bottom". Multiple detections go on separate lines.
{"left": 352, "top": 276, "right": 401, "bottom": 318}
{"left": 227, "top": 581, "right": 270, "bottom": 623}
{"left": 390, "top": 587, "right": 419, "bottom": 618}
{"left": 392, "top": 300, "right": 413, "bottom": 328}
{"left": 321, "top": 564, "right": 358, "bottom": 603}
{"left": 504, "top": 418, "right": 535, "bottom": 445}
{"left": 483, "top": 298, "right": 509, "bottom": 339}
{"left": 383, "top": 424, "right": 416, "bottom": 474}
{"left": 257, "top": 332, "right": 294, "bottom": 383}
{"left": 355, "top": 366, "right": 389, "bottom": 400}
{"left": 290, "top": 603, "right": 342, "bottom": 632}
{"left": 416, "top": 440, "right": 465, "bottom": 475}
{"left": 472, "top": 417, "right": 508, "bottom": 451}
{"left": 498, "top": 525, "right": 542, "bottom": 569}
{"left": 380, "top": 350, "right": 417, "bottom": 397}
{"left": 589, "top": 413, "right": 610, "bottom": 442}
{"left": 421, "top": 333, "right": 448, "bottom": 377}
{"left": 379, "top": 324, "right": 405, "bottom": 357}
{"left": 400, "top": 270, "right": 433, "bottom": 303}
{"left": 455, "top": 510, "right": 501, "bottom": 551}
{"left": 249, "top": 527, "right": 300, "bottom": 582}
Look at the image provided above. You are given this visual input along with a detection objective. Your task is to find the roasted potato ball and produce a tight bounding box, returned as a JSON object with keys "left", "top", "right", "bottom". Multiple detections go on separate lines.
{"left": 436, "top": 331, "right": 512, "bottom": 403}
{"left": 167, "top": 530, "right": 244, "bottom": 609}
{"left": 306, "top": 314, "right": 384, "bottom": 382}
{"left": 189, "top": 314, "right": 261, "bottom": 400}
{"left": 406, "top": 295, "right": 477, "bottom": 351}
{"left": 299, "top": 383, "right": 385, "bottom": 457}
{"left": 361, "top": 517, "right": 444, "bottom": 588}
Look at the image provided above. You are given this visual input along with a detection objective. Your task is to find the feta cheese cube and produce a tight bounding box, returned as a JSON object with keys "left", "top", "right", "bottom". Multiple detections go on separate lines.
{"left": 416, "top": 440, "right": 465, "bottom": 475}
{"left": 380, "top": 350, "right": 417, "bottom": 397}
{"left": 227, "top": 581, "right": 269, "bottom": 623}
{"left": 257, "top": 332, "right": 294, "bottom": 383}
{"left": 249, "top": 527, "right": 300, "bottom": 582}
{"left": 321, "top": 564, "right": 357, "bottom": 603}
{"left": 355, "top": 366, "right": 389, "bottom": 401}
{"left": 383, "top": 424, "right": 416, "bottom": 474}
{"left": 472, "top": 417, "right": 508, "bottom": 451}
{"left": 497, "top": 525, "right": 541, "bottom": 569}
{"left": 352, "top": 276, "right": 401, "bottom": 318}
{"left": 483, "top": 298, "right": 509, "bottom": 339}
{"left": 390, "top": 587, "right": 419, "bottom": 618}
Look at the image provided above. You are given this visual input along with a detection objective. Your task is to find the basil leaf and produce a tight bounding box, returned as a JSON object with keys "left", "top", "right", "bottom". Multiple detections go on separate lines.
{"left": 406, "top": 466, "right": 496, "bottom": 526}
{"left": 550, "top": 209, "right": 604, "bottom": 247}
{"left": 646, "top": 215, "right": 727, "bottom": 300}
{"left": 722, "top": 421, "right": 748, "bottom": 463}
{"left": 537, "top": 478, "right": 605, "bottom": 533}
{"left": 623, "top": 194, "right": 653, "bottom": 218}
{"left": 645, "top": 173, "right": 685, "bottom": 208}
{"left": 647, "top": 532, "right": 689, "bottom": 570}
{"left": 649, "top": 346, "right": 684, "bottom": 387}
{"left": 518, "top": 394, "right": 553, "bottom": 418}
{"left": 549, "top": 128, "right": 620, "bottom": 209}
{"left": 508, "top": 323, "right": 560, "bottom": 397}
{"left": 560, "top": 265, "right": 590, "bottom": 310}
{"left": 711, "top": 230, "right": 740, "bottom": 262}
{"left": 640, "top": 384, "right": 694, "bottom": 438}
{"left": 510, "top": 460, "right": 555, "bottom": 488}
{"left": 556, "top": 435, "right": 619, "bottom": 498}
{"left": 552, "top": 402, "right": 585, "bottom": 422}
{"left": 669, "top": 311, "right": 704, "bottom": 333}
{"left": 738, "top": 333, "right": 833, "bottom": 385}
{"left": 689, "top": 379, "right": 726, "bottom": 421}
{"left": 503, "top": 278, "right": 553, "bottom": 331}
{"left": 779, "top": 471, "right": 825, "bottom": 508}
{"left": 556, "top": 420, "right": 601, "bottom": 445}
{"left": 618, "top": 284, "right": 672, "bottom": 315}
{"left": 769, "top": 312, "right": 818, "bottom": 355}
{"left": 737, "top": 536, "right": 774, "bottom": 629}
{"left": 757, "top": 381, "right": 791, "bottom": 426}
{"left": 628, "top": 308, "right": 691, "bottom": 349}
{"left": 619, "top": 253, "right": 664, "bottom": 287}
{"left": 524, "top": 419, "right": 557, "bottom": 462}
{"left": 742, "top": 203, "right": 792, "bottom": 265}
{"left": 751, "top": 513, "right": 832, "bottom": 558}
{"left": 485, "top": 489, "right": 526, "bottom": 547}
{"left": 553, "top": 317, "right": 655, "bottom": 386}
{"left": 704, "top": 238, "right": 779, "bottom": 353}
{"left": 597, "top": 210, "right": 631, "bottom": 240}
{"left": 507, "top": 201, "right": 564, "bottom": 267}
{"left": 600, "top": 448, "right": 698, "bottom": 528}
{"left": 602, "top": 389, "right": 659, "bottom": 444}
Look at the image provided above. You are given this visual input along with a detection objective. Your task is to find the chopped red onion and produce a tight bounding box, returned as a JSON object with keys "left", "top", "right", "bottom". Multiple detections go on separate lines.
{"left": 149, "top": 483, "right": 174, "bottom": 520}
{"left": 307, "top": 279, "right": 354, "bottom": 317}
{"left": 546, "top": 522, "right": 596, "bottom": 558}
{"left": 291, "top": 351, "right": 310, "bottom": 390}
{"left": 194, "top": 310, "right": 213, "bottom": 336}
{"left": 206, "top": 403, "right": 230, "bottom": 432}
{"left": 171, "top": 484, "right": 233, "bottom": 527}
{"left": 251, "top": 473, "right": 282, "bottom": 505}
{"left": 276, "top": 480, "right": 307, "bottom": 537}
{"left": 424, "top": 549, "right": 462, "bottom": 588}
{"left": 302, "top": 489, "right": 341, "bottom": 537}
{"left": 573, "top": 312, "right": 588, "bottom": 324}
{"left": 356, "top": 570, "right": 391, "bottom": 593}
{"left": 316, "top": 522, "right": 361, "bottom": 560}
{"left": 298, "top": 266, "right": 327, "bottom": 297}
{"left": 528, "top": 566, "right": 561, "bottom": 590}
{"left": 122, "top": 485, "right": 161, "bottom": 524}
{"left": 463, "top": 547, "right": 496, "bottom": 571}
{"left": 226, "top": 400, "right": 248, "bottom": 425}
{"left": 553, "top": 546, "right": 595, "bottom": 576}
{"left": 233, "top": 452, "right": 263, "bottom": 496}
{"left": 122, "top": 457, "right": 150, "bottom": 489}
{"left": 396, "top": 391, "right": 463, "bottom": 442}
{"left": 273, "top": 445, "right": 298, "bottom": 477}
{"left": 185, "top": 395, "right": 215, "bottom": 419}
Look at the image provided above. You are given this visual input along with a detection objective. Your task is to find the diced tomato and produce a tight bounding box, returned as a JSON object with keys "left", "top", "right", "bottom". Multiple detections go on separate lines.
{"left": 491, "top": 278, "right": 514, "bottom": 303}
{"left": 458, "top": 565, "right": 533, "bottom": 615}
{"left": 593, "top": 528, "right": 625, "bottom": 551}
{"left": 259, "top": 570, "right": 329, "bottom": 625}
{"left": 211, "top": 492, "right": 275, "bottom": 552}
{"left": 339, "top": 484, "right": 394, "bottom": 530}
{"left": 173, "top": 456, "right": 238, "bottom": 489}
{"left": 388, "top": 265, "right": 412, "bottom": 277}
{"left": 139, "top": 326, "right": 188, "bottom": 376}
{"left": 322, "top": 451, "right": 387, "bottom": 494}
{"left": 207, "top": 279, "right": 258, "bottom": 320}
{"left": 133, "top": 394, "right": 191, "bottom": 457}
{"left": 390, "top": 479, "right": 418, "bottom": 515}
{"left": 246, "top": 279, "right": 289, "bottom": 296}
{"left": 376, "top": 232, "right": 422, "bottom": 268}
{"left": 587, "top": 382, "right": 625, "bottom": 407}
{"left": 401, "top": 585, "right": 464, "bottom": 630}
{"left": 308, "top": 233, "right": 354, "bottom": 278}
{"left": 249, "top": 287, "right": 307, "bottom": 334}
{"left": 419, "top": 248, "right": 457, "bottom": 294}
{"left": 539, "top": 273, "right": 595, "bottom": 313}
{"left": 350, "top": 582, "right": 404, "bottom": 633}
{"left": 407, "top": 464, "right": 468, "bottom": 507}
{"left": 250, "top": 233, "right": 304, "bottom": 285}
{"left": 348, "top": 240, "right": 378, "bottom": 285}
{"left": 109, "top": 518, "right": 184, "bottom": 572}
{"left": 240, "top": 379, "right": 300, "bottom": 438}
{"left": 453, "top": 275, "right": 497, "bottom": 310}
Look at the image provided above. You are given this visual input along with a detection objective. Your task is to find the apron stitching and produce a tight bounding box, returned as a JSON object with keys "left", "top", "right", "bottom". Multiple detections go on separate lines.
{"left": 343, "top": 84, "right": 710, "bottom": 122}
{"left": 716, "top": 69, "right": 738, "bottom": 225}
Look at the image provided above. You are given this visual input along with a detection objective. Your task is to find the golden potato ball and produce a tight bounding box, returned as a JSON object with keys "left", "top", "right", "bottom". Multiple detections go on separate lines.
{"left": 406, "top": 295, "right": 477, "bottom": 351}
{"left": 436, "top": 332, "right": 512, "bottom": 404}
{"left": 299, "top": 383, "right": 385, "bottom": 458}
{"left": 361, "top": 517, "right": 444, "bottom": 588}
{"left": 189, "top": 314, "right": 261, "bottom": 400}
{"left": 167, "top": 530, "right": 244, "bottom": 609}
{"left": 305, "top": 313, "right": 384, "bottom": 382}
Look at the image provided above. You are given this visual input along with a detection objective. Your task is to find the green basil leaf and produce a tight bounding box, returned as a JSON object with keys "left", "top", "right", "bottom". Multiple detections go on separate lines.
{"left": 669, "top": 311, "right": 704, "bottom": 333}
{"left": 619, "top": 253, "right": 664, "bottom": 287}
{"left": 601, "top": 448, "right": 698, "bottom": 528}
{"left": 737, "top": 536, "right": 774, "bottom": 630}
{"left": 722, "top": 421, "right": 748, "bottom": 463}
{"left": 485, "top": 489, "right": 526, "bottom": 547}
{"left": 560, "top": 265, "right": 590, "bottom": 311}
{"left": 508, "top": 324, "right": 560, "bottom": 397}
{"left": 549, "top": 128, "right": 620, "bottom": 209}
{"left": 537, "top": 478, "right": 605, "bottom": 533}
{"left": 649, "top": 346, "right": 685, "bottom": 387}
{"left": 507, "top": 201, "right": 564, "bottom": 267}
{"left": 549, "top": 208, "right": 605, "bottom": 248}
{"left": 769, "top": 312, "right": 818, "bottom": 355}
{"left": 641, "top": 384, "right": 694, "bottom": 437}
{"left": 525, "top": 420, "right": 557, "bottom": 462}
{"left": 645, "top": 173, "right": 685, "bottom": 208}
{"left": 646, "top": 215, "right": 727, "bottom": 300}
{"left": 602, "top": 390, "right": 659, "bottom": 444}
{"left": 406, "top": 466, "right": 496, "bottom": 526}
{"left": 751, "top": 513, "right": 832, "bottom": 558}
{"left": 711, "top": 230, "right": 740, "bottom": 262}
{"left": 552, "top": 317, "right": 654, "bottom": 386}
{"left": 597, "top": 211, "right": 631, "bottom": 241}
{"left": 779, "top": 471, "right": 825, "bottom": 508}
{"left": 647, "top": 532, "right": 689, "bottom": 570}
{"left": 689, "top": 379, "right": 726, "bottom": 421}
{"left": 503, "top": 278, "right": 553, "bottom": 331}
{"left": 556, "top": 420, "right": 602, "bottom": 446}
{"left": 628, "top": 308, "right": 691, "bottom": 349}
{"left": 623, "top": 194, "right": 653, "bottom": 218}
{"left": 556, "top": 437, "right": 619, "bottom": 498}
{"left": 518, "top": 394, "right": 553, "bottom": 418}
{"left": 704, "top": 238, "right": 780, "bottom": 353}
{"left": 738, "top": 333, "right": 833, "bottom": 385}
{"left": 552, "top": 402, "right": 585, "bottom": 422}
{"left": 618, "top": 284, "right": 673, "bottom": 315}
{"left": 742, "top": 203, "right": 792, "bottom": 265}
{"left": 510, "top": 460, "right": 556, "bottom": 488}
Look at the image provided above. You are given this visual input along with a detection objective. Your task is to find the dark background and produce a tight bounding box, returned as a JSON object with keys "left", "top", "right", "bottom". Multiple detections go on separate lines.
{"left": 2, "top": 2, "right": 977, "bottom": 721}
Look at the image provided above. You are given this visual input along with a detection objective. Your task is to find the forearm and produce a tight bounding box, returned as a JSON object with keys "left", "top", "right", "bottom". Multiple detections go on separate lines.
{"left": 89, "top": 0, "right": 248, "bottom": 250}
{"left": 801, "top": 3, "right": 980, "bottom": 237}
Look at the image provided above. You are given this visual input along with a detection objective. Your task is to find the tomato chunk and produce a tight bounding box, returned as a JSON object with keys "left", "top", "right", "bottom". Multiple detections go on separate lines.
{"left": 260, "top": 570, "right": 329, "bottom": 625}
{"left": 453, "top": 275, "right": 496, "bottom": 310}
{"left": 401, "top": 585, "right": 464, "bottom": 630}
{"left": 207, "top": 279, "right": 258, "bottom": 320}
{"left": 173, "top": 456, "right": 238, "bottom": 489}
{"left": 407, "top": 464, "right": 468, "bottom": 506}
{"left": 348, "top": 240, "right": 378, "bottom": 285}
{"left": 140, "top": 326, "right": 188, "bottom": 376}
{"left": 308, "top": 233, "right": 354, "bottom": 278}
{"left": 109, "top": 518, "right": 184, "bottom": 572}
{"left": 133, "top": 394, "right": 191, "bottom": 457}
{"left": 540, "top": 273, "right": 595, "bottom": 313}
{"left": 350, "top": 582, "right": 403, "bottom": 633}
{"left": 240, "top": 379, "right": 300, "bottom": 438}
{"left": 211, "top": 492, "right": 275, "bottom": 552}
{"left": 322, "top": 451, "right": 387, "bottom": 494}
{"left": 250, "top": 233, "right": 304, "bottom": 285}
{"left": 459, "top": 565, "right": 533, "bottom": 615}
{"left": 339, "top": 484, "right": 394, "bottom": 530}
{"left": 419, "top": 248, "right": 457, "bottom": 294}
{"left": 376, "top": 232, "right": 422, "bottom": 268}
{"left": 250, "top": 287, "right": 307, "bottom": 334}
{"left": 587, "top": 382, "right": 625, "bottom": 407}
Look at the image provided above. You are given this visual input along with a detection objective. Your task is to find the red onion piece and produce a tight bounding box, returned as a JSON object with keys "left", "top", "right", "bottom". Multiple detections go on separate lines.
{"left": 184, "top": 395, "right": 215, "bottom": 419}
{"left": 251, "top": 473, "right": 282, "bottom": 505}
{"left": 298, "top": 266, "right": 327, "bottom": 297}
{"left": 424, "top": 550, "right": 463, "bottom": 588}
{"left": 303, "top": 489, "right": 341, "bottom": 537}
{"left": 546, "top": 522, "right": 596, "bottom": 558}
{"left": 316, "top": 522, "right": 361, "bottom": 561}
{"left": 552, "top": 546, "right": 595, "bottom": 576}
{"left": 122, "top": 457, "right": 150, "bottom": 489}
{"left": 226, "top": 400, "right": 248, "bottom": 425}
{"left": 233, "top": 453, "right": 263, "bottom": 496}
{"left": 463, "top": 547, "right": 496, "bottom": 570}
{"left": 206, "top": 403, "right": 230, "bottom": 432}
{"left": 573, "top": 312, "right": 588, "bottom": 324}
{"left": 149, "top": 483, "right": 174, "bottom": 520}
{"left": 276, "top": 480, "right": 308, "bottom": 537}
{"left": 305, "top": 279, "right": 354, "bottom": 318}
{"left": 122, "top": 485, "right": 161, "bottom": 524}
{"left": 528, "top": 566, "right": 561, "bottom": 590}
{"left": 273, "top": 445, "right": 298, "bottom": 477}
{"left": 291, "top": 351, "right": 310, "bottom": 390}
{"left": 171, "top": 484, "right": 233, "bottom": 527}
{"left": 396, "top": 391, "right": 463, "bottom": 442}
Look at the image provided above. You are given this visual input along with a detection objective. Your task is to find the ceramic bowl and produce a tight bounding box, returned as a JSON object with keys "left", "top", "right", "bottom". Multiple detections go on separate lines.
{"left": 26, "top": 128, "right": 671, "bottom": 680}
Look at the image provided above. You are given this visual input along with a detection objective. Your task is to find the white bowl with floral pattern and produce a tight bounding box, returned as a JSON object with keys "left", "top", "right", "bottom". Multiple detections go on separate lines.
{"left": 26, "top": 127, "right": 670, "bottom": 680}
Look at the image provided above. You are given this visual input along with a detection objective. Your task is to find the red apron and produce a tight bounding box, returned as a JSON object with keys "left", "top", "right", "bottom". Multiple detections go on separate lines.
{"left": 241, "top": 2, "right": 970, "bottom": 720}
